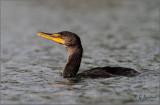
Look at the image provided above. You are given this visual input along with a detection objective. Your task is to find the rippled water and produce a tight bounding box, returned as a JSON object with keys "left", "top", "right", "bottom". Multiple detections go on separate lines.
{"left": 1, "top": 0, "right": 159, "bottom": 104}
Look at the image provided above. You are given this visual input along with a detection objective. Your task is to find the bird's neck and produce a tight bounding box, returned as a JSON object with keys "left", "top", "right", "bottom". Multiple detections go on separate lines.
{"left": 63, "top": 45, "right": 83, "bottom": 78}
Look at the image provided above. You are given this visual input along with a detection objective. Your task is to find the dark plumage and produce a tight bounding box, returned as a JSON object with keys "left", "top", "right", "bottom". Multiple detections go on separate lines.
{"left": 77, "top": 67, "right": 140, "bottom": 78}
{"left": 37, "top": 31, "right": 140, "bottom": 78}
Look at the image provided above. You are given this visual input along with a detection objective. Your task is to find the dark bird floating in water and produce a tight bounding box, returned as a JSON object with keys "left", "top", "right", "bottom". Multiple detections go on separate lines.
{"left": 37, "top": 31, "right": 140, "bottom": 78}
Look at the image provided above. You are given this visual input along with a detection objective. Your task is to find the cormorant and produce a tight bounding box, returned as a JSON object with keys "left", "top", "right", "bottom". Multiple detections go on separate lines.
{"left": 37, "top": 31, "right": 140, "bottom": 78}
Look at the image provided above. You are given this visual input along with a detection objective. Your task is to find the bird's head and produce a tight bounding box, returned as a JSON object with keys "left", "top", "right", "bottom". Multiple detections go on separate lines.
{"left": 37, "top": 31, "right": 81, "bottom": 48}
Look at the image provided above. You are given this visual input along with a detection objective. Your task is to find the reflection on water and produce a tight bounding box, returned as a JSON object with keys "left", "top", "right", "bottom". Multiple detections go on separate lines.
{"left": 1, "top": 0, "right": 159, "bottom": 104}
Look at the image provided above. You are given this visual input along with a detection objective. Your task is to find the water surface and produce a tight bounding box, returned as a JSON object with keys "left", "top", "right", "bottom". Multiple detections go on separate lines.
{"left": 1, "top": 1, "right": 159, "bottom": 104}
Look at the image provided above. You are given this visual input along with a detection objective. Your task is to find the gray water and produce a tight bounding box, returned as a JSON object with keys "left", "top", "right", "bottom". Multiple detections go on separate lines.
{"left": 1, "top": 0, "right": 159, "bottom": 104}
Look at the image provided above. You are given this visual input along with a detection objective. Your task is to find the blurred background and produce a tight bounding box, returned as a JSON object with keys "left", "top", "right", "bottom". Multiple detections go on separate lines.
{"left": 1, "top": 0, "right": 159, "bottom": 104}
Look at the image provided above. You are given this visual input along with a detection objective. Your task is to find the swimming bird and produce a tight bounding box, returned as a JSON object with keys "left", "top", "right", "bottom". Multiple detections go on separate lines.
{"left": 37, "top": 31, "right": 140, "bottom": 78}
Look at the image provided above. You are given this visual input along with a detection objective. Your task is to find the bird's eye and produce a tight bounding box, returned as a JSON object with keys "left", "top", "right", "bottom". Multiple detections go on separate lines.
{"left": 58, "top": 34, "right": 61, "bottom": 38}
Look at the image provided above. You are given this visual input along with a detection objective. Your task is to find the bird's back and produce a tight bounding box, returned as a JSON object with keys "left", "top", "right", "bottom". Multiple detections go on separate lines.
{"left": 77, "top": 66, "right": 140, "bottom": 78}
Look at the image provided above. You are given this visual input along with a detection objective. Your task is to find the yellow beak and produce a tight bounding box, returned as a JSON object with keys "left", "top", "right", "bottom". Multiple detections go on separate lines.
{"left": 37, "top": 32, "right": 63, "bottom": 44}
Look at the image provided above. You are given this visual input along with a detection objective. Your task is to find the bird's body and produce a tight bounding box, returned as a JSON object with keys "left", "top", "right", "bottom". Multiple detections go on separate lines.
{"left": 77, "top": 67, "right": 140, "bottom": 78}
{"left": 37, "top": 31, "right": 140, "bottom": 78}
